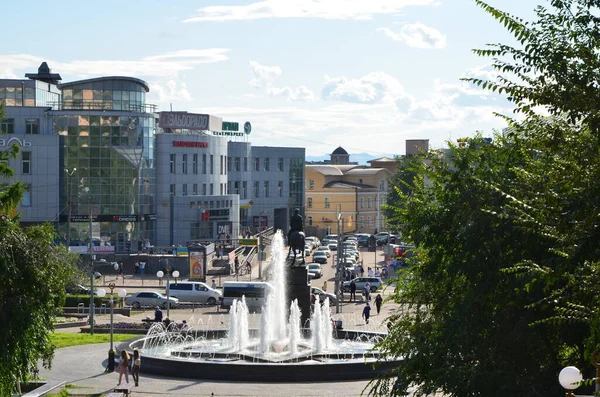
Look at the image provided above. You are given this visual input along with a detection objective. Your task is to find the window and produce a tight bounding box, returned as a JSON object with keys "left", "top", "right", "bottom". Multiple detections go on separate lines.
{"left": 254, "top": 157, "right": 259, "bottom": 171}
{"left": 193, "top": 183, "right": 198, "bottom": 195}
{"left": 202, "top": 154, "right": 207, "bottom": 174}
{"left": 170, "top": 154, "right": 176, "bottom": 174}
{"left": 367, "top": 216, "right": 371, "bottom": 227}
{"left": 264, "top": 181, "right": 269, "bottom": 197}
{"left": 220, "top": 155, "right": 224, "bottom": 175}
{"left": 228, "top": 156, "right": 232, "bottom": 172}
{"left": 22, "top": 184, "right": 31, "bottom": 207}
{"left": 235, "top": 157, "right": 240, "bottom": 171}
{"left": 21, "top": 151, "right": 31, "bottom": 174}
{"left": 170, "top": 184, "right": 175, "bottom": 196}
{"left": 183, "top": 184, "right": 188, "bottom": 196}
{"left": 244, "top": 157, "right": 248, "bottom": 171}
{"left": 367, "top": 197, "right": 372, "bottom": 208}
{"left": 202, "top": 183, "right": 207, "bottom": 195}
{"left": 307, "top": 197, "right": 313, "bottom": 208}
{"left": 0, "top": 119, "right": 14, "bottom": 134}
{"left": 209, "top": 183, "right": 214, "bottom": 195}
{"left": 379, "top": 180, "right": 385, "bottom": 191}
{"left": 264, "top": 158, "right": 270, "bottom": 171}
{"left": 308, "top": 179, "right": 314, "bottom": 190}
{"left": 278, "top": 158, "right": 284, "bottom": 171}
{"left": 307, "top": 216, "right": 313, "bottom": 226}
{"left": 210, "top": 155, "right": 214, "bottom": 174}
{"left": 359, "top": 216, "right": 364, "bottom": 227}
{"left": 360, "top": 197, "right": 364, "bottom": 208}
{"left": 224, "top": 156, "right": 227, "bottom": 175}
{"left": 25, "top": 119, "right": 39, "bottom": 134}
{"left": 220, "top": 183, "right": 224, "bottom": 195}
{"left": 253, "top": 181, "right": 259, "bottom": 198}
{"left": 234, "top": 181, "right": 240, "bottom": 195}
{"left": 324, "top": 197, "right": 330, "bottom": 208}
{"left": 193, "top": 154, "right": 198, "bottom": 174}
{"left": 242, "top": 181, "right": 247, "bottom": 199}
{"left": 278, "top": 181, "right": 283, "bottom": 197}
{"left": 182, "top": 154, "right": 188, "bottom": 174}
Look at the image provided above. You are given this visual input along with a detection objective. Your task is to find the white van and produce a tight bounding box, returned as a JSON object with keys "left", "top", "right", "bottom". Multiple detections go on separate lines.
{"left": 166, "top": 282, "right": 222, "bottom": 305}
{"left": 220, "top": 281, "right": 274, "bottom": 311}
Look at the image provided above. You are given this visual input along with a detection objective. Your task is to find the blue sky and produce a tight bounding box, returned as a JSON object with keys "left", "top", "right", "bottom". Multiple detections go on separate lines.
{"left": 1, "top": 0, "right": 535, "bottom": 157}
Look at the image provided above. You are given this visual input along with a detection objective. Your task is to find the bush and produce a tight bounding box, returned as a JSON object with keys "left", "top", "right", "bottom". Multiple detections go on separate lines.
{"left": 61, "top": 294, "right": 107, "bottom": 308}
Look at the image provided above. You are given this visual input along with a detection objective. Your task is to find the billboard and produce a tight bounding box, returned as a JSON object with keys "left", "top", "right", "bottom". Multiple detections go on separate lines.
{"left": 159, "top": 112, "right": 223, "bottom": 131}
{"left": 188, "top": 248, "right": 206, "bottom": 281}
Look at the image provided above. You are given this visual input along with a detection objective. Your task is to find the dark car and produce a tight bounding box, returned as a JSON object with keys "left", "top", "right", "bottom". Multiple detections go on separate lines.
{"left": 312, "top": 251, "right": 328, "bottom": 264}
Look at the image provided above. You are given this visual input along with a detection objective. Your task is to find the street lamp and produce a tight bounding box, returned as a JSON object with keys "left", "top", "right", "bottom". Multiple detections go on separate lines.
{"left": 97, "top": 277, "right": 128, "bottom": 372}
{"left": 64, "top": 167, "right": 76, "bottom": 247}
{"left": 157, "top": 269, "right": 179, "bottom": 318}
{"left": 559, "top": 366, "right": 583, "bottom": 397}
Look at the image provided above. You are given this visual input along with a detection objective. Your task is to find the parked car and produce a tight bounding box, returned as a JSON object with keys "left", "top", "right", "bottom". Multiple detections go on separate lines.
{"left": 305, "top": 236, "right": 320, "bottom": 249}
{"left": 311, "top": 287, "right": 338, "bottom": 305}
{"left": 342, "top": 277, "right": 383, "bottom": 293}
{"left": 166, "top": 282, "right": 221, "bottom": 305}
{"left": 125, "top": 291, "right": 179, "bottom": 309}
{"left": 315, "top": 245, "right": 331, "bottom": 257}
{"left": 328, "top": 241, "right": 338, "bottom": 251}
{"left": 312, "top": 251, "right": 329, "bottom": 264}
{"left": 357, "top": 234, "right": 371, "bottom": 247}
{"left": 307, "top": 263, "right": 323, "bottom": 279}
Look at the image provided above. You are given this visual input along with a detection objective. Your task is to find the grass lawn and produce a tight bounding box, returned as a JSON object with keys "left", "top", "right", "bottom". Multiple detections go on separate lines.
{"left": 51, "top": 333, "right": 135, "bottom": 349}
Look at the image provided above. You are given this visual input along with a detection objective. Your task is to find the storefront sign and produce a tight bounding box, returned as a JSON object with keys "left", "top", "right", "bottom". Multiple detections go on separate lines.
{"left": 222, "top": 121, "right": 239, "bottom": 131}
{"left": 68, "top": 246, "right": 115, "bottom": 254}
{"left": 212, "top": 131, "right": 244, "bottom": 137}
{"left": 209, "top": 209, "right": 230, "bottom": 219}
{"left": 253, "top": 215, "right": 268, "bottom": 228}
{"left": 172, "top": 141, "right": 209, "bottom": 148}
{"left": 67, "top": 214, "right": 140, "bottom": 223}
{"left": 160, "top": 112, "right": 210, "bottom": 130}
{"left": 0, "top": 137, "right": 31, "bottom": 147}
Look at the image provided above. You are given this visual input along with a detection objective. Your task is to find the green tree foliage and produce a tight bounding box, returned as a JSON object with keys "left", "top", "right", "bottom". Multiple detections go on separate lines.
{"left": 0, "top": 103, "right": 79, "bottom": 395}
{"left": 0, "top": 102, "right": 25, "bottom": 216}
{"left": 370, "top": 1, "right": 600, "bottom": 395}
{"left": 383, "top": 155, "right": 422, "bottom": 221}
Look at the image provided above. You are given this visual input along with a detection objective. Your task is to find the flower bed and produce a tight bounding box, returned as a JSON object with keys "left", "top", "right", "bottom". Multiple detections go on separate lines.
{"left": 80, "top": 322, "right": 152, "bottom": 334}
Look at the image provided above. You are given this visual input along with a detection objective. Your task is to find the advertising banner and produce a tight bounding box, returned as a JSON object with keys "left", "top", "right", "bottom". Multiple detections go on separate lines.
{"left": 188, "top": 245, "right": 207, "bottom": 281}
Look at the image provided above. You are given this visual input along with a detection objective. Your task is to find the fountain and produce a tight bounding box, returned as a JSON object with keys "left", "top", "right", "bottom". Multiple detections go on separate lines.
{"left": 123, "top": 231, "right": 402, "bottom": 381}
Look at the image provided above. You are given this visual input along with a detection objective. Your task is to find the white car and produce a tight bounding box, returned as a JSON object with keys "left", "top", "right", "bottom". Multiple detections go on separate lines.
{"left": 305, "top": 236, "right": 320, "bottom": 249}
{"left": 328, "top": 241, "right": 338, "bottom": 251}
{"left": 307, "top": 263, "right": 323, "bottom": 279}
{"left": 312, "top": 251, "right": 329, "bottom": 264}
{"left": 125, "top": 291, "right": 179, "bottom": 309}
{"left": 315, "top": 246, "right": 331, "bottom": 257}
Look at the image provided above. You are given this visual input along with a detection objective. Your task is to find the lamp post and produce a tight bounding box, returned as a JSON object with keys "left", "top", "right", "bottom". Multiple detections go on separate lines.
{"left": 98, "top": 277, "right": 127, "bottom": 372}
{"left": 156, "top": 269, "right": 179, "bottom": 318}
{"left": 258, "top": 209, "right": 269, "bottom": 280}
{"left": 84, "top": 187, "right": 96, "bottom": 334}
{"left": 559, "top": 366, "right": 583, "bottom": 397}
{"left": 64, "top": 167, "right": 76, "bottom": 247}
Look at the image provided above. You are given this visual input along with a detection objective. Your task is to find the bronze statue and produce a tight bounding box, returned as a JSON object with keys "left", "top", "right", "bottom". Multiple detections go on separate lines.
{"left": 287, "top": 208, "right": 305, "bottom": 262}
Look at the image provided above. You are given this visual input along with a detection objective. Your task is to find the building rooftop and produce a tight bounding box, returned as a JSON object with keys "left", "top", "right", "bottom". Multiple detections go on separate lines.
{"left": 59, "top": 76, "right": 150, "bottom": 92}
{"left": 323, "top": 180, "right": 377, "bottom": 189}
{"left": 368, "top": 156, "right": 397, "bottom": 163}
{"left": 25, "top": 62, "right": 62, "bottom": 84}
{"left": 331, "top": 146, "right": 348, "bottom": 155}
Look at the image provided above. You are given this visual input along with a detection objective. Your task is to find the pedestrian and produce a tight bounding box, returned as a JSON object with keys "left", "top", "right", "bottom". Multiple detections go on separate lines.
{"left": 350, "top": 279, "right": 357, "bottom": 301}
{"left": 134, "top": 262, "right": 139, "bottom": 274}
{"left": 154, "top": 306, "right": 163, "bottom": 323}
{"left": 117, "top": 350, "right": 130, "bottom": 385}
{"left": 234, "top": 257, "right": 240, "bottom": 275}
{"left": 139, "top": 261, "right": 145, "bottom": 276}
{"left": 359, "top": 265, "right": 365, "bottom": 277}
{"left": 131, "top": 349, "right": 141, "bottom": 387}
{"left": 375, "top": 293, "right": 383, "bottom": 315}
{"left": 217, "top": 246, "right": 223, "bottom": 259}
{"left": 363, "top": 282, "right": 371, "bottom": 302}
{"left": 118, "top": 262, "right": 124, "bottom": 280}
{"left": 375, "top": 267, "right": 381, "bottom": 278}
{"left": 211, "top": 279, "right": 217, "bottom": 290}
{"left": 322, "top": 280, "right": 328, "bottom": 292}
{"left": 368, "top": 267, "right": 374, "bottom": 277}
{"left": 362, "top": 303, "right": 371, "bottom": 324}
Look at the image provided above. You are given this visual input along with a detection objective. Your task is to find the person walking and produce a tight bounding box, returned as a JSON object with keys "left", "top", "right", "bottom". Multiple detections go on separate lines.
{"left": 211, "top": 279, "right": 217, "bottom": 290}
{"left": 350, "top": 279, "right": 357, "bottom": 301}
{"left": 234, "top": 257, "right": 240, "bottom": 276}
{"left": 374, "top": 293, "right": 383, "bottom": 315}
{"left": 362, "top": 303, "right": 371, "bottom": 324}
{"left": 117, "top": 350, "right": 130, "bottom": 385}
{"left": 131, "top": 349, "right": 141, "bottom": 387}
{"left": 363, "top": 282, "right": 371, "bottom": 302}
{"left": 368, "top": 267, "right": 374, "bottom": 277}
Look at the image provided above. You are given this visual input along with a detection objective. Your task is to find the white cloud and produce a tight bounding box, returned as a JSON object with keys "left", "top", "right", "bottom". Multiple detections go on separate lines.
{"left": 377, "top": 23, "right": 446, "bottom": 49}
{"left": 149, "top": 80, "right": 192, "bottom": 102}
{"left": 268, "top": 85, "right": 315, "bottom": 102}
{"left": 249, "top": 60, "right": 282, "bottom": 88}
{"left": 183, "top": 0, "right": 436, "bottom": 22}
{"left": 322, "top": 72, "right": 413, "bottom": 107}
{"left": 0, "top": 49, "right": 230, "bottom": 80}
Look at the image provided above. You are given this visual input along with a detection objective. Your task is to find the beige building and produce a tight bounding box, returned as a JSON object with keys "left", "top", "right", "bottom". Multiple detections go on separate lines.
{"left": 305, "top": 147, "right": 393, "bottom": 236}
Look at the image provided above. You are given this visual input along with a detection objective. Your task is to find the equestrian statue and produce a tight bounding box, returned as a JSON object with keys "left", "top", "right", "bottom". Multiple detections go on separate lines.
{"left": 287, "top": 208, "right": 305, "bottom": 263}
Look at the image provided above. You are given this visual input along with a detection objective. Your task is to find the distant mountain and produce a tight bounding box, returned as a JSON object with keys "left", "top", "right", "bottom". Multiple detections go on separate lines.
{"left": 306, "top": 152, "right": 397, "bottom": 165}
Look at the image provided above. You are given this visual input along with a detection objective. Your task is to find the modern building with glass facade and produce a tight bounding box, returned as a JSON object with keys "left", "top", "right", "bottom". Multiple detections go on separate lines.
{"left": 1, "top": 62, "right": 305, "bottom": 253}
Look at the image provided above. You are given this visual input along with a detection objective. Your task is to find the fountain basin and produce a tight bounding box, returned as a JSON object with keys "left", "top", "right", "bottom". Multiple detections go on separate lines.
{"left": 120, "top": 329, "right": 402, "bottom": 382}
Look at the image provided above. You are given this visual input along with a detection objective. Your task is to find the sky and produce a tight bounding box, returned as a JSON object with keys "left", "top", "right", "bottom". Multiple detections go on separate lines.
{"left": 1, "top": 0, "right": 537, "bottom": 158}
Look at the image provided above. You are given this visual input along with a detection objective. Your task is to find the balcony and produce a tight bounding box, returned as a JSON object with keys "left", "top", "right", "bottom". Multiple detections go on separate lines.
{"left": 48, "top": 100, "right": 157, "bottom": 113}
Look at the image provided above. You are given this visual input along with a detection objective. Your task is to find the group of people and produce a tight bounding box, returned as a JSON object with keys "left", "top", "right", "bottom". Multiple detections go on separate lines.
{"left": 362, "top": 294, "right": 383, "bottom": 324}
{"left": 117, "top": 349, "right": 141, "bottom": 387}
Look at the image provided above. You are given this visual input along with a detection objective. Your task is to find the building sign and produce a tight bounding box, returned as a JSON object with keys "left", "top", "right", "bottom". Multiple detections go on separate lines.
{"left": 0, "top": 137, "right": 31, "bottom": 147}
{"left": 188, "top": 246, "right": 207, "bottom": 282}
{"left": 69, "top": 246, "right": 116, "bottom": 254}
{"left": 64, "top": 214, "right": 140, "bottom": 223}
{"left": 222, "top": 121, "right": 239, "bottom": 131}
{"left": 175, "top": 247, "right": 189, "bottom": 257}
{"left": 209, "top": 209, "right": 230, "bottom": 219}
{"left": 253, "top": 215, "right": 268, "bottom": 228}
{"left": 239, "top": 238, "right": 258, "bottom": 246}
{"left": 217, "top": 221, "right": 232, "bottom": 236}
{"left": 159, "top": 111, "right": 223, "bottom": 131}
{"left": 172, "top": 141, "right": 209, "bottom": 148}
{"left": 212, "top": 131, "right": 244, "bottom": 137}
{"left": 244, "top": 121, "right": 252, "bottom": 135}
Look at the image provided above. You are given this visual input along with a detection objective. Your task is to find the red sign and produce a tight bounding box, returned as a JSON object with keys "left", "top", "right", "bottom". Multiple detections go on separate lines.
{"left": 253, "top": 216, "right": 268, "bottom": 228}
{"left": 172, "top": 141, "right": 208, "bottom": 148}
{"left": 201, "top": 209, "right": 210, "bottom": 222}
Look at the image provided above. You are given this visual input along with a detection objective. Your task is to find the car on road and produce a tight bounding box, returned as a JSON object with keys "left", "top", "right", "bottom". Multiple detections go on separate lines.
{"left": 315, "top": 245, "right": 331, "bottom": 257}
{"left": 125, "top": 291, "right": 179, "bottom": 309}
{"left": 167, "top": 282, "right": 221, "bottom": 304}
{"left": 357, "top": 234, "right": 371, "bottom": 247}
{"left": 305, "top": 236, "right": 320, "bottom": 249}
{"left": 312, "top": 251, "right": 329, "bottom": 264}
{"left": 328, "top": 241, "right": 338, "bottom": 251}
{"left": 307, "top": 263, "right": 323, "bottom": 279}
{"left": 342, "top": 277, "right": 383, "bottom": 293}
{"left": 311, "top": 287, "right": 338, "bottom": 305}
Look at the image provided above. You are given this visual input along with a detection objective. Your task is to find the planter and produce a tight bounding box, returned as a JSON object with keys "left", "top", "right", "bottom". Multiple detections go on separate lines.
{"left": 54, "top": 321, "right": 86, "bottom": 329}
{"left": 18, "top": 380, "right": 65, "bottom": 397}
{"left": 80, "top": 327, "right": 148, "bottom": 334}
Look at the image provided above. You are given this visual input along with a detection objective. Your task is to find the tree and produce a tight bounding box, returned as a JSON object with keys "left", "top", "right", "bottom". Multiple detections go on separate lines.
{"left": 0, "top": 103, "right": 79, "bottom": 395}
{"left": 368, "top": 1, "right": 600, "bottom": 395}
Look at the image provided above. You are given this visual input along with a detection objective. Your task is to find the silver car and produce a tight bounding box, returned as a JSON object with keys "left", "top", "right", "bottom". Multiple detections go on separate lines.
{"left": 125, "top": 291, "right": 179, "bottom": 309}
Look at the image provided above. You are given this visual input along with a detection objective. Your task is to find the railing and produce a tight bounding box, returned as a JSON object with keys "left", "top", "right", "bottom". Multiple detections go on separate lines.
{"left": 48, "top": 100, "right": 157, "bottom": 113}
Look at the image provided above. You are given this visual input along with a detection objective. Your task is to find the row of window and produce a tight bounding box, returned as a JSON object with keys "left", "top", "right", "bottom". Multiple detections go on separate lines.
{"left": 170, "top": 154, "right": 288, "bottom": 175}
{"left": 170, "top": 154, "right": 222, "bottom": 175}
{"left": 303, "top": 216, "right": 373, "bottom": 228}
{"left": 1, "top": 152, "right": 32, "bottom": 174}
{"left": 169, "top": 180, "right": 286, "bottom": 199}
{"left": 306, "top": 196, "right": 384, "bottom": 209}
{"left": 0, "top": 119, "right": 39, "bottom": 134}
{"left": 306, "top": 178, "right": 387, "bottom": 191}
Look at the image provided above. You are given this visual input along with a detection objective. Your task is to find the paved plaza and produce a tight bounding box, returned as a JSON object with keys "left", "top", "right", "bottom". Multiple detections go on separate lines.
{"left": 41, "top": 247, "right": 405, "bottom": 396}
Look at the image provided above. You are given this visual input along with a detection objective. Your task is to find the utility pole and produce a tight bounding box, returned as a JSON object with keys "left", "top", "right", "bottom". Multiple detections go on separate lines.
{"left": 88, "top": 194, "right": 95, "bottom": 335}
{"left": 64, "top": 168, "right": 76, "bottom": 247}
{"left": 335, "top": 205, "right": 342, "bottom": 314}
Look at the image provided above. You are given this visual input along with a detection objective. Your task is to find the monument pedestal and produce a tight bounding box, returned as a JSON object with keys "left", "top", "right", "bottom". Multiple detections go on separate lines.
{"left": 287, "top": 258, "right": 311, "bottom": 327}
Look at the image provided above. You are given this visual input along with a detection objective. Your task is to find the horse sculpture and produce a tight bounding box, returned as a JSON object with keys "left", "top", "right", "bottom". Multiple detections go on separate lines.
{"left": 287, "top": 230, "right": 306, "bottom": 263}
